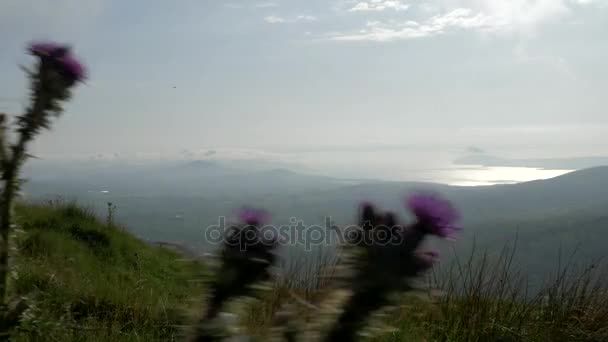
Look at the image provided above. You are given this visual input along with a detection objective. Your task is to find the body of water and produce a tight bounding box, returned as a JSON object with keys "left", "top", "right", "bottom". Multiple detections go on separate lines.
{"left": 291, "top": 148, "right": 575, "bottom": 186}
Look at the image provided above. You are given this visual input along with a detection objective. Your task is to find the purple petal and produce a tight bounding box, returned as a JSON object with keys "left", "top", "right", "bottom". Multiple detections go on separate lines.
{"left": 27, "top": 40, "right": 87, "bottom": 83}
{"left": 60, "top": 54, "right": 87, "bottom": 82}
{"left": 406, "top": 192, "right": 462, "bottom": 238}
{"left": 238, "top": 207, "right": 270, "bottom": 226}
{"left": 28, "top": 41, "right": 64, "bottom": 57}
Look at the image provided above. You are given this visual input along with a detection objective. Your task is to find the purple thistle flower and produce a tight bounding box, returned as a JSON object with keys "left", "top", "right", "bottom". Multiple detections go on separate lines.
{"left": 238, "top": 207, "right": 270, "bottom": 226}
{"left": 406, "top": 192, "right": 461, "bottom": 238}
{"left": 59, "top": 54, "right": 87, "bottom": 83}
{"left": 28, "top": 41, "right": 87, "bottom": 83}
{"left": 28, "top": 42, "right": 62, "bottom": 56}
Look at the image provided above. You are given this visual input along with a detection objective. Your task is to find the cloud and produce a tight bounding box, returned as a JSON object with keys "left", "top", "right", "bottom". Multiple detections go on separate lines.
{"left": 331, "top": 0, "right": 598, "bottom": 41}
{"left": 571, "top": 0, "right": 608, "bottom": 8}
{"left": 349, "top": 1, "right": 410, "bottom": 12}
{"left": 472, "top": 0, "right": 570, "bottom": 34}
{"left": 295, "top": 15, "right": 318, "bottom": 22}
{"left": 264, "top": 15, "right": 286, "bottom": 23}
{"left": 332, "top": 8, "right": 494, "bottom": 41}
{"left": 264, "top": 14, "right": 317, "bottom": 24}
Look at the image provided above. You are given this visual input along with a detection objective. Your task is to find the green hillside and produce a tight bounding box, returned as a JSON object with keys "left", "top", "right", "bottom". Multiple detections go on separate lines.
{"left": 3, "top": 201, "right": 607, "bottom": 342}
{"left": 5, "top": 201, "right": 206, "bottom": 341}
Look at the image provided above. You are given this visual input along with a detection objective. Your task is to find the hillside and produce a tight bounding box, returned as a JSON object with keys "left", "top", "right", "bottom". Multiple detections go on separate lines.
{"left": 5, "top": 202, "right": 206, "bottom": 341}
{"left": 3, "top": 201, "right": 607, "bottom": 342}
{"left": 20, "top": 164, "right": 608, "bottom": 278}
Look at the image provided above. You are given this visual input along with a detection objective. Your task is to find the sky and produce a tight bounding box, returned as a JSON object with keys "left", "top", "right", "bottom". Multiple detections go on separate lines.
{"left": 1, "top": 0, "right": 607, "bottom": 160}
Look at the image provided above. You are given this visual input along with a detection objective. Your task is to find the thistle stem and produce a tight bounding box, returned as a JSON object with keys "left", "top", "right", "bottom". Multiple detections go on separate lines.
{"left": 0, "top": 66, "right": 50, "bottom": 307}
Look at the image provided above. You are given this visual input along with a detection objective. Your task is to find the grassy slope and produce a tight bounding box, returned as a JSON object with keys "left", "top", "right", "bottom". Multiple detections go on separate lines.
{"left": 6, "top": 202, "right": 608, "bottom": 342}
{"left": 8, "top": 202, "right": 206, "bottom": 341}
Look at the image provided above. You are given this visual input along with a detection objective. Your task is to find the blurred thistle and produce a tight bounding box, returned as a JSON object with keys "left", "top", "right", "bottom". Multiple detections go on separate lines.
{"left": 323, "top": 192, "right": 461, "bottom": 342}
{"left": 190, "top": 207, "right": 278, "bottom": 342}
{"left": 0, "top": 41, "right": 85, "bottom": 321}
{"left": 406, "top": 192, "right": 462, "bottom": 239}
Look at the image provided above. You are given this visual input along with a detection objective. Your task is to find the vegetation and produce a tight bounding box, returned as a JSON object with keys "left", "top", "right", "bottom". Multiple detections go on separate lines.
{"left": 6, "top": 201, "right": 205, "bottom": 341}
{"left": 237, "top": 240, "right": 608, "bottom": 342}
{"left": 0, "top": 200, "right": 604, "bottom": 342}
{"left": 0, "top": 42, "right": 86, "bottom": 308}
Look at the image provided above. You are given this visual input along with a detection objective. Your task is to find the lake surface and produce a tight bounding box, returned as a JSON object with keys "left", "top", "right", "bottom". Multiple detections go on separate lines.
{"left": 432, "top": 165, "right": 573, "bottom": 186}
{"left": 289, "top": 148, "right": 575, "bottom": 186}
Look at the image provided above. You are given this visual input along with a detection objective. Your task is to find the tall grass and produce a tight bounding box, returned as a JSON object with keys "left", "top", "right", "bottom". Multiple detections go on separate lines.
{"left": 240, "top": 245, "right": 342, "bottom": 337}
{"left": 380, "top": 240, "right": 608, "bottom": 342}
{"left": 7, "top": 201, "right": 206, "bottom": 341}
{"left": 238, "top": 239, "right": 608, "bottom": 341}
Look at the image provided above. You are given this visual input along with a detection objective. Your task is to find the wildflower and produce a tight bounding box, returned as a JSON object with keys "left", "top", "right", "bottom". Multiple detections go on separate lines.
{"left": 28, "top": 42, "right": 61, "bottom": 56}
{"left": 349, "top": 202, "right": 399, "bottom": 247}
{"left": 237, "top": 207, "right": 270, "bottom": 226}
{"left": 194, "top": 207, "right": 278, "bottom": 341}
{"left": 325, "top": 203, "right": 440, "bottom": 342}
{"left": 406, "top": 192, "right": 461, "bottom": 238}
{"left": 28, "top": 41, "right": 87, "bottom": 84}
{"left": 0, "top": 40, "right": 86, "bottom": 332}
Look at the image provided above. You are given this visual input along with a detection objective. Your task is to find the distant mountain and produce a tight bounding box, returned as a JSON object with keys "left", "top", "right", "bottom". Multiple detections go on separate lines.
{"left": 22, "top": 159, "right": 345, "bottom": 198}
{"left": 21, "top": 161, "right": 608, "bottom": 279}
{"left": 454, "top": 153, "right": 608, "bottom": 170}
{"left": 183, "top": 160, "right": 222, "bottom": 169}
{"left": 262, "top": 168, "right": 297, "bottom": 176}
{"left": 281, "top": 166, "right": 608, "bottom": 226}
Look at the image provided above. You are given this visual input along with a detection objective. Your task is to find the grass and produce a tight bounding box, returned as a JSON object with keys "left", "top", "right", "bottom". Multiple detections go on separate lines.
{"left": 423, "top": 241, "right": 608, "bottom": 342}
{"left": 239, "top": 241, "right": 608, "bottom": 342}
{"left": 4, "top": 201, "right": 608, "bottom": 341}
{"left": 6, "top": 201, "right": 206, "bottom": 341}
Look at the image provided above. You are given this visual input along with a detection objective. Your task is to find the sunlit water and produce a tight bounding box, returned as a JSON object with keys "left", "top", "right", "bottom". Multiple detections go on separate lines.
{"left": 439, "top": 166, "right": 573, "bottom": 186}
{"left": 290, "top": 148, "right": 575, "bottom": 186}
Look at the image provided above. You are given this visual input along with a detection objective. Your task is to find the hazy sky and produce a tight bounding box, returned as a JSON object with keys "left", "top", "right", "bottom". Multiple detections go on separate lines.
{"left": 1, "top": 0, "right": 607, "bottom": 159}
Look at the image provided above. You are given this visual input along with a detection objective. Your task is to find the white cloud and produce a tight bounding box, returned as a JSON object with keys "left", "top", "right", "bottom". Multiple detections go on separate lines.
{"left": 349, "top": 1, "right": 410, "bottom": 12}
{"left": 264, "top": 15, "right": 286, "bottom": 23}
{"left": 571, "top": 0, "right": 608, "bottom": 7}
{"left": 472, "top": 0, "right": 570, "bottom": 34}
{"left": 296, "top": 15, "right": 318, "bottom": 22}
{"left": 264, "top": 14, "right": 317, "bottom": 24}
{"left": 332, "top": 0, "right": 601, "bottom": 41}
{"left": 332, "top": 8, "right": 494, "bottom": 41}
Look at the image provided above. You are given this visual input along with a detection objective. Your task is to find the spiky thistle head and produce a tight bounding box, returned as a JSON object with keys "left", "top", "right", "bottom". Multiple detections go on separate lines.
{"left": 28, "top": 41, "right": 86, "bottom": 85}
{"left": 238, "top": 207, "right": 270, "bottom": 227}
{"left": 406, "top": 192, "right": 461, "bottom": 238}
{"left": 15, "top": 41, "right": 87, "bottom": 141}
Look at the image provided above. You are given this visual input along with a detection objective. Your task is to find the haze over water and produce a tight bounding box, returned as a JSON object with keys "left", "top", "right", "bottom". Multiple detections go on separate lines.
{"left": 263, "top": 147, "right": 576, "bottom": 186}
